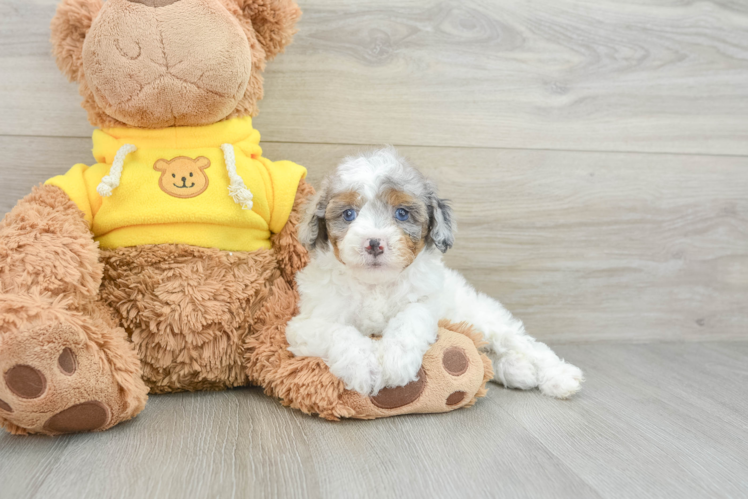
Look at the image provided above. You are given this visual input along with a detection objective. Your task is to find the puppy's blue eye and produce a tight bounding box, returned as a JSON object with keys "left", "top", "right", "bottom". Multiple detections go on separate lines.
{"left": 343, "top": 209, "right": 357, "bottom": 222}
{"left": 395, "top": 208, "right": 410, "bottom": 221}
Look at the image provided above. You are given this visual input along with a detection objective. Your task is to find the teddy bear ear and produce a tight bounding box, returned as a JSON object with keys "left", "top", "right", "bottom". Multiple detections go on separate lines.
{"left": 153, "top": 159, "right": 170, "bottom": 172}
{"left": 50, "top": 0, "right": 103, "bottom": 82}
{"left": 230, "top": 0, "right": 302, "bottom": 61}
{"left": 195, "top": 157, "right": 211, "bottom": 170}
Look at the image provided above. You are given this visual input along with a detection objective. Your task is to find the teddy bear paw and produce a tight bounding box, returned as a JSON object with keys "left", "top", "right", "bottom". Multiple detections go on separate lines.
{"left": 341, "top": 322, "right": 493, "bottom": 419}
{"left": 0, "top": 320, "right": 136, "bottom": 435}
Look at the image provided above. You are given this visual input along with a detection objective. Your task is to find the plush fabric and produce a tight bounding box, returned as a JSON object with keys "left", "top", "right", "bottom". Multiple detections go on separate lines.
{"left": 0, "top": 186, "right": 148, "bottom": 435}
{"left": 83, "top": 0, "right": 253, "bottom": 128}
{"left": 248, "top": 315, "right": 493, "bottom": 420}
{"left": 50, "top": 0, "right": 300, "bottom": 129}
{"left": 45, "top": 117, "right": 306, "bottom": 251}
{"left": 219, "top": 0, "right": 301, "bottom": 121}
{"left": 100, "top": 244, "right": 281, "bottom": 393}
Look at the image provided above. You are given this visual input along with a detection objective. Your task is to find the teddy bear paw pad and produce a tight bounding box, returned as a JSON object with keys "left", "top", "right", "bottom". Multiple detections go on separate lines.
{"left": 57, "top": 348, "right": 77, "bottom": 375}
{"left": 371, "top": 368, "right": 426, "bottom": 409}
{"left": 442, "top": 347, "right": 469, "bottom": 376}
{"left": 0, "top": 398, "right": 12, "bottom": 413}
{"left": 446, "top": 390, "right": 467, "bottom": 406}
{"left": 4, "top": 365, "right": 47, "bottom": 399}
{"left": 43, "top": 401, "right": 111, "bottom": 434}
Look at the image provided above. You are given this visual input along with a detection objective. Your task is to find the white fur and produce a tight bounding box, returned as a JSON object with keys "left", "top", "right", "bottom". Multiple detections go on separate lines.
{"left": 287, "top": 149, "right": 583, "bottom": 398}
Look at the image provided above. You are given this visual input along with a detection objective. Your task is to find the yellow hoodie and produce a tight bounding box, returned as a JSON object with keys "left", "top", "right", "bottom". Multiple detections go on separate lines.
{"left": 46, "top": 117, "right": 306, "bottom": 252}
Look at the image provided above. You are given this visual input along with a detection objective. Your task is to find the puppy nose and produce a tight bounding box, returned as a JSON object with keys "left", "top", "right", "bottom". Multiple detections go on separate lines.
{"left": 181, "top": 177, "right": 187, "bottom": 182}
{"left": 366, "top": 239, "right": 384, "bottom": 257}
{"left": 127, "top": 0, "right": 183, "bottom": 7}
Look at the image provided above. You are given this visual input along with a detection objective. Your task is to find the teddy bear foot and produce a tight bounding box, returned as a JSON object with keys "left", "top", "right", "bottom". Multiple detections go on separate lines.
{"left": 0, "top": 313, "right": 147, "bottom": 435}
{"left": 341, "top": 320, "right": 494, "bottom": 419}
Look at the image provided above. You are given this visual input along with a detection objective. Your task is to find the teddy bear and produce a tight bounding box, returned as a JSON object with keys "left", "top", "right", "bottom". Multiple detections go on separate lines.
{"left": 0, "top": 0, "right": 493, "bottom": 435}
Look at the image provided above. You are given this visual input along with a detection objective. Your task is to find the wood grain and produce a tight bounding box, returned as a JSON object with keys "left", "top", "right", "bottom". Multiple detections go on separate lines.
{"left": 3, "top": 136, "right": 745, "bottom": 343}
{"left": 490, "top": 342, "right": 748, "bottom": 498}
{"left": 1, "top": 0, "right": 748, "bottom": 155}
{"left": 1, "top": 342, "right": 747, "bottom": 498}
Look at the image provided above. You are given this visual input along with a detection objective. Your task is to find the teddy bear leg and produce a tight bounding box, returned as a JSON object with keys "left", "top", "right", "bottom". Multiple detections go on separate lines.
{"left": 340, "top": 321, "right": 494, "bottom": 419}
{"left": 0, "top": 186, "right": 148, "bottom": 435}
{"left": 0, "top": 298, "right": 149, "bottom": 435}
{"left": 245, "top": 277, "right": 493, "bottom": 420}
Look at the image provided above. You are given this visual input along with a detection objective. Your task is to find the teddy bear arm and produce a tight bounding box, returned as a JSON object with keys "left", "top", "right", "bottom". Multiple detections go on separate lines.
{"left": 270, "top": 177, "right": 315, "bottom": 284}
{"left": 243, "top": 273, "right": 358, "bottom": 420}
{"left": 0, "top": 184, "right": 102, "bottom": 301}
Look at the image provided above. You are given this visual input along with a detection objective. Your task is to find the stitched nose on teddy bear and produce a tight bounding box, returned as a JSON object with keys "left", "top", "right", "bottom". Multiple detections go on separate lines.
{"left": 127, "top": 0, "right": 183, "bottom": 6}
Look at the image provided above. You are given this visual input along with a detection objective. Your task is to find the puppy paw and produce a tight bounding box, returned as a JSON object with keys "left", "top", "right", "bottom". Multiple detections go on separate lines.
{"left": 379, "top": 340, "right": 424, "bottom": 389}
{"left": 493, "top": 351, "right": 538, "bottom": 390}
{"left": 329, "top": 350, "right": 384, "bottom": 396}
{"left": 538, "top": 361, "right": 584, "bottom": 399}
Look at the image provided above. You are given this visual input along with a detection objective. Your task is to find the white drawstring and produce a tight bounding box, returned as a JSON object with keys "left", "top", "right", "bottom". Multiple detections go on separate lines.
{"left": 221, "top": 143, "right": 253, "bottom": 210}
{"left": 97, "top": 143, "right": 137, "bottom": 197}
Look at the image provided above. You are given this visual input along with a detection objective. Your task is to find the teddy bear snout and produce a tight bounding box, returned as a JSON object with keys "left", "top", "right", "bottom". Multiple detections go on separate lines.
{"left": 127, "top": 0, "right": 183, "bottom": 7}
{"left": 82, "top": 0, "right": 252, "bottom": 128}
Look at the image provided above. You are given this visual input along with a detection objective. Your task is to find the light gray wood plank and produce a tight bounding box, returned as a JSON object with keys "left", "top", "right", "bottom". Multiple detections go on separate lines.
{"left": 3, "top": 136, "right": 745, "bottom": 343}
{"left": 2, "top": 0, "right": 748, "bottom": 155}
{"left": 1, "top": 343, "right": 748, "bottom": 498}
{"left": 297, "top": 407, "right": 599, "bottom": 498}
{"left": 259, "top": 0, "right": 748, "bottom": 155}
{"left": 495, "top": 342, "right": 748, "bottom": 498}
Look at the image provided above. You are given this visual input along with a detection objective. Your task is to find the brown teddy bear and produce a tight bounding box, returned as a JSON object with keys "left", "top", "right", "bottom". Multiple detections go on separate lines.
{"left": 0, "top": 0, "right": 492, "bottom": 435}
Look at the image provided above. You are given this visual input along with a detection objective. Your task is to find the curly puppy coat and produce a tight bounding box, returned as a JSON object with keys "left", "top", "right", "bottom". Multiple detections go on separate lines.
{"left": 287, "top": 148, "right": 583, "bottom": 398}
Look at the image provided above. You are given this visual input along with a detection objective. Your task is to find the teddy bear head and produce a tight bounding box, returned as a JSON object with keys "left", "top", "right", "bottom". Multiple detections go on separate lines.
{"left": 51, "top": 0, "right": 300, "bottom": 129}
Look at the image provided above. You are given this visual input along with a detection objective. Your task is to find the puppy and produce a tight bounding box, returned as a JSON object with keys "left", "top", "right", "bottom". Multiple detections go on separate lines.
{"left": 286, "top": 148, "right": 583, "bottom": 398}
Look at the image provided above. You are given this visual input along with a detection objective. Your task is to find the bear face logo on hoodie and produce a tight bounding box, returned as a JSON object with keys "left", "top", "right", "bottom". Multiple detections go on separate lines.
{"left": 154, "top": 156, "right": 211, "bottom": 199}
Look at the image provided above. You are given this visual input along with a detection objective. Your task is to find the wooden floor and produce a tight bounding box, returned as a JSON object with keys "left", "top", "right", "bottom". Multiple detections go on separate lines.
{"left": 1, "top": 0, "right": 747, "bottom": 498}
{"left": 1, "top": 342, "right": 748, "bottom": 498}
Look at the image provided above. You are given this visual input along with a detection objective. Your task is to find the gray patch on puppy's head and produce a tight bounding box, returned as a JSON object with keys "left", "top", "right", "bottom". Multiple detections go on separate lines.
{"left": 425, "top": 180, "right": 455, "bottom": 253}
{"left": 298, "top": 179, "right": 331, "bottom": 251}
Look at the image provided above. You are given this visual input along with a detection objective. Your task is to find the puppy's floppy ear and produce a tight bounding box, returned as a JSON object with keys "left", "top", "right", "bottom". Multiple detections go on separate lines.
{"left": 298, "top": 179, "right": 330, "bottom": 251}
{"left": 426, "top": 181, "right": 455, "bottom": 253}
{"left": 229, "top": 0, "right": 302, "bottom": 61}
{"left": 50, "top": 0, "right": 103, "bottom": 82}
